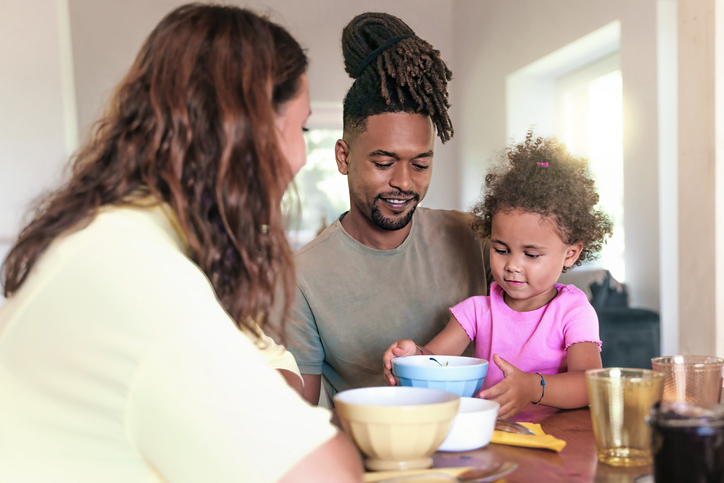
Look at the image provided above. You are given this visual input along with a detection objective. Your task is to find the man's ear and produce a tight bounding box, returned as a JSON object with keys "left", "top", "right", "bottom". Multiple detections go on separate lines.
{"left": 335, "top": 139, "right": 350, "bottom": 175}
{"left": 563, "top": 242, "right": 584, "bottom": 268}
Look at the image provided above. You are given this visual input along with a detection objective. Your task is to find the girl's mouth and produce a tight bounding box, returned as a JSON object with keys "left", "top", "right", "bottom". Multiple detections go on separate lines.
{"left": 506, "top": 280, "right": 525, "bottom": 286}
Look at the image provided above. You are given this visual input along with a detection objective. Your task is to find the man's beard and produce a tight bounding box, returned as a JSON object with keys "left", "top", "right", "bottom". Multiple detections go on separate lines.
{"left": 369, "top": 192, "right": 420, "bottom": 231}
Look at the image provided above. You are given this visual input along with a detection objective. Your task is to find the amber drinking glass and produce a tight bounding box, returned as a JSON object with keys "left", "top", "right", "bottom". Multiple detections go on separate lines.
{"left": 586, "top": 368, "right": 665, "bottom": 466}
{"left": 651, "top": 355, "right": 724, "bottom": 404}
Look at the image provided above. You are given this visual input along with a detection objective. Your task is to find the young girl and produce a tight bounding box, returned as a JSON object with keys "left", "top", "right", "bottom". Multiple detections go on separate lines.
{"left": 383, "top": 132, "right": 613, "bottom": 420}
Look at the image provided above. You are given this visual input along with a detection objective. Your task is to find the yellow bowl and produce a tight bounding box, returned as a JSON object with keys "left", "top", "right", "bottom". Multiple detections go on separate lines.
{"left": 333, "top": 386, "right": 460, "bottom": 471}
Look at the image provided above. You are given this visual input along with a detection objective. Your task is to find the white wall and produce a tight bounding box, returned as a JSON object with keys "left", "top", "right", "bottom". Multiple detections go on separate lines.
{"left": 677, "top": 0, "right": 724, "bottom": 358}
{"left": 67, "top": 0, "right": 459, "bottom": 210}
{"left": 452, "top": 0, "right": 662, "bottom": 313}
{"left": 0, "top": 0, "right": 73, "bottom": 243}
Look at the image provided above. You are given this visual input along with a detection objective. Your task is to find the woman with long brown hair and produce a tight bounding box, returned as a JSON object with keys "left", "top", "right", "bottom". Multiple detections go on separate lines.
{"left": 0, "top": 4, "right": 362, "bottom": 482}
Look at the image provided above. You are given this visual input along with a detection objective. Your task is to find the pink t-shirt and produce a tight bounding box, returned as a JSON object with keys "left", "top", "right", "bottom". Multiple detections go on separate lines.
{"left": 450, "top": 282, "right": 601, "bottom": 391}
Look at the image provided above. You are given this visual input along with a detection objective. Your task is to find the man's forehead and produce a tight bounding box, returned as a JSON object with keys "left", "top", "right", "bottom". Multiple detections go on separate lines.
{"left": 349, "top": 112, "right": 435, "bottom": 150}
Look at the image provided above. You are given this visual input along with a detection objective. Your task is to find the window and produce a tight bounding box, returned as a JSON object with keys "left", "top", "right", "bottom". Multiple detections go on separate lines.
{"left": 557, "top": 55, "right": 624, "bottom": 280}
{"left": 285, "top": 129, "right": 348, "bottom": 250}
{"left": 506, "top": 22, "right": 624, "bottom": 280}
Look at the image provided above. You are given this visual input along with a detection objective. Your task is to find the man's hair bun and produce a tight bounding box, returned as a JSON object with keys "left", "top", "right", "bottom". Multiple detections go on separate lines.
{"left": 340, "top": 12, "right": 454, "bottom": 143}
{"left": 342, "top": 12, "right": 416, "bottom": 80}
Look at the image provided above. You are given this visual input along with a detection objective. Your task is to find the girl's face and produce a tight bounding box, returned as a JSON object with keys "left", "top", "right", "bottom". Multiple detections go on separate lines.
{"left": 489, "top": 209, "right": 582, "bottom": 312}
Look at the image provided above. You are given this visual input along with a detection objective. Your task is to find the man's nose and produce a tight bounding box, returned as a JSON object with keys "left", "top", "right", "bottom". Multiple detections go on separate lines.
{"left": 389, "top": 163, "right": 413, "bottom": 192}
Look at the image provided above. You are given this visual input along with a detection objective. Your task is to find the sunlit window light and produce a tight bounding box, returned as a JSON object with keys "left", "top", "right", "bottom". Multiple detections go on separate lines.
{"left": 284, "top": 129, "right": 349, "bottom": 250}
{"left": 560, "top": 70, "right": 625, "bottom": 281}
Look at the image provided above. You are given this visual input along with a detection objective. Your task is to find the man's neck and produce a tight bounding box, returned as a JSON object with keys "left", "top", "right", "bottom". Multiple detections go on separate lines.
{"left": 340, "top": 209, "right": 414, "bottom": 250}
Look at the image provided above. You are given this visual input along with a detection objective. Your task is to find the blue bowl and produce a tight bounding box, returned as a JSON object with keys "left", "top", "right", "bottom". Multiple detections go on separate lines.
{"left": 392, "top": 355, "right": 488, "bottom": 397}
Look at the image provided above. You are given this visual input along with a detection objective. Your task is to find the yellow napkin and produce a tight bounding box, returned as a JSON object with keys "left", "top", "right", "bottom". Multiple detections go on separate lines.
{"left": 490, "top": 422, "right": 566, "bottom": 452}
{"left": 363, "top": 467, "right": 474, "bottom": 483}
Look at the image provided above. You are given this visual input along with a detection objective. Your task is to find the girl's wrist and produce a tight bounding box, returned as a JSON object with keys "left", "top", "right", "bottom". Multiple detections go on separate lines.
{"left": 531, "top": 372, "right": 545, "bottom": 404}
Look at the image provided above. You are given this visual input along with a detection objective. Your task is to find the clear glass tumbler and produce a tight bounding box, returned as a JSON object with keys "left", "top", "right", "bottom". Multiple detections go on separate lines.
{"left": 586, "top": 368, "right": 665, "bottom": 466}
{"left": 651, "top": 355, "right": 724, "bottom": 404}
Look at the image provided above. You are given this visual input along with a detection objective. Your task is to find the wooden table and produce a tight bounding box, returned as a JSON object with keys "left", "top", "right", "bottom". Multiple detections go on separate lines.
{"left": 431, "top": 406, "right": 652, "bottom": 482}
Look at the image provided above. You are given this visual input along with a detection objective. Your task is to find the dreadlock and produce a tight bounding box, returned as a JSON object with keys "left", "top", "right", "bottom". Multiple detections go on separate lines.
{"left": 341, "top": 12, "right": 453, "bottom": 143}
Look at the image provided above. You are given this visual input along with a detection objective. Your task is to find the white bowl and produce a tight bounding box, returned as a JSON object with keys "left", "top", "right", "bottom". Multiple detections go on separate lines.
{"left": 437, "top": 397, "right": 499, "bottom": 452}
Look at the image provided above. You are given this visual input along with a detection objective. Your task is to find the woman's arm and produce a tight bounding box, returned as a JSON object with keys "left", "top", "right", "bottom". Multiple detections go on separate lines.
{"left": 278, "top": 431, "right": 363, "bottom": 483}
{"left": 127, "top": 317, "right": 362, "bottom": 482}
{"left": 278, "top": 369, "right": 304, "bottom": 395}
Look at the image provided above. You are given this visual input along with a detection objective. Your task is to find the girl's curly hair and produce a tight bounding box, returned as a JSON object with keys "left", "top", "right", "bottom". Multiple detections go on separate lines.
{"left": 471, "top": 131, "right": 613, "bottom": 271}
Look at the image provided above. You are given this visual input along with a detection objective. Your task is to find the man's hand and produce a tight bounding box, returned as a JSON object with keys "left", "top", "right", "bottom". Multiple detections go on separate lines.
{"left": 382, "top": 339, "right": 418, "bottom": 386}
{"left": 478, "top": 353, "right": 539, "bottom": 420}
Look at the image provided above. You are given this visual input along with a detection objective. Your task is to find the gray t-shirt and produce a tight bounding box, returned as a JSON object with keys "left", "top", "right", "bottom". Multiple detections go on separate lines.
{"left": 286, "top": 208, "right": 491, "bottom": 400}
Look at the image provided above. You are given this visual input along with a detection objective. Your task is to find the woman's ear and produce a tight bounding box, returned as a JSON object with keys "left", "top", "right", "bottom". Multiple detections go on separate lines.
{"left": 563, "top": 242, "right": 584, "bottom": 268}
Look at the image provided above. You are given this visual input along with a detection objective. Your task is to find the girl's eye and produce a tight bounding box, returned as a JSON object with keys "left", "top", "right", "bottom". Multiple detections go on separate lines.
{"left": 493, "top": 248, "right": 508, "bottom": 255}
{"left": 526, "top": 253, "right": 540, "bottom": 259}
{"left": 302, "top": 127, "right": 309, "bottom": 132}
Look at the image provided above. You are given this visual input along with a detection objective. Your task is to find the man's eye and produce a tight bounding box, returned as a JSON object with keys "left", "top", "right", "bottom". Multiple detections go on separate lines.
{"left": 413, "top": 164, "right": 430, "bottom": 171}
{"left": 373, "top": 162, "right": 393, "bottom": 168}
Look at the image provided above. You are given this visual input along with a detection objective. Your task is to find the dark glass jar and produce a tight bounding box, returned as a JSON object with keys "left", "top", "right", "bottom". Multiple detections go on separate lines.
{"left": 649, "top": 401, "right": 724, "bottom": 483}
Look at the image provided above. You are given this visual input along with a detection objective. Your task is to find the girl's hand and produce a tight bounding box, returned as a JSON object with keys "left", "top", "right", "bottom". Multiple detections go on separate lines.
{"left": 382, "top": 339, "right": 418, "bottom": 386}
{"left": 478, "top": 353, "right": 539, "bottom": 420}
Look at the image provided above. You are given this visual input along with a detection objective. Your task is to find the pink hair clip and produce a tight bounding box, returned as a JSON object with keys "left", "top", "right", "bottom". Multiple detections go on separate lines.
{"left": 537, "top": 161, "right": 549, "bottom": 167}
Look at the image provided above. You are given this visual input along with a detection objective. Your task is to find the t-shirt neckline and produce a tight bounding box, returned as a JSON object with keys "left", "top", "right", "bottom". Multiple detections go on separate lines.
{"left": 492, "top": 282, "right": 562, "bottom": 321}
{"left": 333, "top": 210, "right": 418, "bottom": 256}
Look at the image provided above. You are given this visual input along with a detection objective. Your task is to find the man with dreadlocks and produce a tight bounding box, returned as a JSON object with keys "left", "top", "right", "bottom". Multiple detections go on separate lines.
{"left": 287, "top": 12, "right": 491, "bottom": 405}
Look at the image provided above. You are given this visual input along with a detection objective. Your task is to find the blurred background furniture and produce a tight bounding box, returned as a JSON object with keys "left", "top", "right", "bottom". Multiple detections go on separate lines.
{"left": 558, "top": 269, "right": 660, "bottom": 369}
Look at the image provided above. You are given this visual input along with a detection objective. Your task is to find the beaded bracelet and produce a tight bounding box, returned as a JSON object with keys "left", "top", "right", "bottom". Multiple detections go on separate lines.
{"left": 415, "top": 345, "right": 424, "bottom": 355}
{"left": 532, "top": 372, "right": 545, "bottom": 404}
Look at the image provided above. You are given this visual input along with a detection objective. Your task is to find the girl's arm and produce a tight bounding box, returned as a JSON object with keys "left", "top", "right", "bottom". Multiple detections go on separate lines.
{"left": 382, "top": 315, "right": 472, "bottom": 386}
{"left": 530, "top": 341, "right": 602, "bottom": 409}
{"left": 480, "top": 342, "right": 602, "bottom": 419}
{"left": 424, "top": 315, "right": 472, "bottom": 355}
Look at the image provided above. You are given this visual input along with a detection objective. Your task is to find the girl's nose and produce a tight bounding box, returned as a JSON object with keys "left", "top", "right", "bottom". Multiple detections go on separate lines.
{"left": 505, "top": 258, "right": 522, "bottom": 273}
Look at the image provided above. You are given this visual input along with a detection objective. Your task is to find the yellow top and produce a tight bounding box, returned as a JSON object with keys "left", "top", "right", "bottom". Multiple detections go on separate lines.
{"left": 0, "top": 202, "right": 337, "bottom": 482}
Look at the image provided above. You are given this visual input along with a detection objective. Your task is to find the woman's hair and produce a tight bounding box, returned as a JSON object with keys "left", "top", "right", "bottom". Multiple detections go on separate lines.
{"left": 471, "top": 131, "right": 614, "bottom": 271}
{"left": 341, "top": 12, "right": 453, "bottom": 143}
{"left": 1, "top": 3, "right": 308, "bottom": 337}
